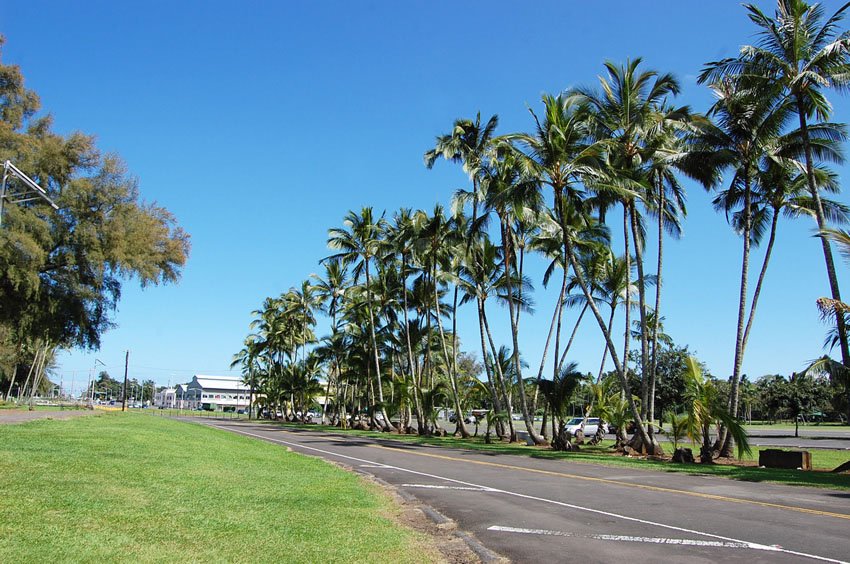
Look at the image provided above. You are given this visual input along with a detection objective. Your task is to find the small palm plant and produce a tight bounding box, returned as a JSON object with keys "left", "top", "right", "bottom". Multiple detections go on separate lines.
{"left": 683, "top": 356, "right": 751, "bottom": 463}
{"left": 665, "top": 411, "right": 688, "bottom": 452}
{"left": 538, "top": 363, "right": 585, "bottom": 451}
{"left": 484, "top": 410, "right": 509, "bottom": 444}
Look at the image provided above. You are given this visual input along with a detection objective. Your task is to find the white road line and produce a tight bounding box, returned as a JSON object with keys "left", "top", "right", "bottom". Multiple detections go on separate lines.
{"left": 401, "top": 484, "right": 496, "bottom": 492}
{"left": 359, "top": 464, "right": 390, "bottom": 468}
{"left": 208, "top": 423, "right": 847, "bottom": 564}
{"left": 488, "top": 525, "right": 754, "bottom": 549}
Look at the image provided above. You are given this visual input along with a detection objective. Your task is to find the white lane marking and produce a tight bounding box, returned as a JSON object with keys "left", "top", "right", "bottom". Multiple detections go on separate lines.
{"left": 488, "top": 526, "right": 755, "bottom": 549}
{"left": 359, "top": 464, "right": 390, "bottom": 468}
{"left": 401, "top": 484, "right": 496, "bottom": 492}
{"left": 208, "top": 423, "right": 847, "bottom": 564}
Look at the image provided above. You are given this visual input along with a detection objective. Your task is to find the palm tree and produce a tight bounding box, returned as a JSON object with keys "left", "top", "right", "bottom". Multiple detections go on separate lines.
{"left": 384, "top": 208, "right": 427, "bottom": 433}
{"left": 700, "top": 0, "right": 850, "bottom": 372}
{"left": 456, "top": 231, "right": 515, "bottom": 440}
{"left": 311, "top": 258, "right": 350, "bottom": 424}
{"left": 538, "top": 362, "right": 585, "bottom": 451}
{"left": 425, "top": 113, "right": 499, "bottom": 228}
{"left": 511, "top": 93, "right": 655, "bottom": 450}
{"left": 477, "top": 148, "right": 545, "bottom": 443}
{"left": 231, "top": 336, "right": 263, "bottom": 419}
{"left": 682, "top": 356, "right": 751, "bottom": 463}
{"left": 683, "top": 76, "right": 790, "bottom": 452}
{"left": 571, "top": 59, "right": 689, "bottom": 449}
{"left": 416, "top": 205, "right": 471, "bottom": 437}
{"left": 327, "top": 208, "right": 395, "bottom": 431}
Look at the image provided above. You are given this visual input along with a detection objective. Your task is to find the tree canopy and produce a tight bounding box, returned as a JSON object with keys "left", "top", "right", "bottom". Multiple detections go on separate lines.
{"left": 0, "top": 36, "right": 190, "bottom": 393}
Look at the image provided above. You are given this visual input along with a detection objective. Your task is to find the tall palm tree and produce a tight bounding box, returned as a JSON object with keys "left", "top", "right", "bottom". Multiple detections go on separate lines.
{"left": 478, "top": 148, "right": 545, "bottom": 443}
{"left": 570, "top": 59, "right": 688, "bottom": 448}
{"left": 231, "top": 336, "right": 263, "bottom": 419}
{"left": 456, "top": 231, "right": 514, "bottom": 439}
{"left": 312, "top": 258, "right": 350, "bottom": 424}
{"left": 512, "top": 93, "right": 654, "bottom": 449}
{"left": 384, "top": 208, "right": 427, "bottom": 433}
{"left": 327, "top": 208, "right": 395, "bottom": 431}
{"left": 700, "top": 0, "right": 850, "bottom": 370}
{"left": 682, "top": 76, "right": 790, "bottom": 451}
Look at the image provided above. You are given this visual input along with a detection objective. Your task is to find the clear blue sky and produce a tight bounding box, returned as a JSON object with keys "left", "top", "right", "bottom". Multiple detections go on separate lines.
{"left": 3, "top": 1, "right": 849, "bottom": 394}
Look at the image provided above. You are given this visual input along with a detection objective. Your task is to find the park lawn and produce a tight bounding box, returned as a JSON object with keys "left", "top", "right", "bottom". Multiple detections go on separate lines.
{"left": 267, "top": 421, "right": 850, "bottom": 491}
{"left": 0, "top": 413, "right": 436, "bottom": 563}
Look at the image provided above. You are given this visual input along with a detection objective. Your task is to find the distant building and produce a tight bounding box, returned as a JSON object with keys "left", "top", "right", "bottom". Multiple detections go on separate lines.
{"left": 184, "top": 375, "right": 252, "bottom": 412}
{"left": 154, "top": 388, "right": 177, "bottom": 408}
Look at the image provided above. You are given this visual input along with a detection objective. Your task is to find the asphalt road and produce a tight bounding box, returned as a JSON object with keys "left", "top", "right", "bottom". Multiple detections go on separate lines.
{"left": 199, "top": 420, "right": 850, "bottom": 563}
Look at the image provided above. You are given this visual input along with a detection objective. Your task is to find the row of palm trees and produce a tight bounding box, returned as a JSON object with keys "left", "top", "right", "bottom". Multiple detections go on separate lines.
{"left": 233, "top": 1, "right": 850, "bottom": 455}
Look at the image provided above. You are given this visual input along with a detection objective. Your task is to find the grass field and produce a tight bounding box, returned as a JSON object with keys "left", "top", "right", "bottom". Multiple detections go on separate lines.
{"left": 259, "top": 420, "right": 850, "bottom": 490}
{"left": 0, "top": 413, "right": 434, "bottom": 563}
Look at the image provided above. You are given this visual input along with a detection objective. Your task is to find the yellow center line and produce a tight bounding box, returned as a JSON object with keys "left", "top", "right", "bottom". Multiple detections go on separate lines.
{"left": 366, "top": 443, "right": 850, "bottom": 521}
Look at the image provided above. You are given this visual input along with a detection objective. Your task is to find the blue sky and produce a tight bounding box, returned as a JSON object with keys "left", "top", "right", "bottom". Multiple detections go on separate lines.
{"left": 3, "top": 1, "right": 849, "bottom": 393}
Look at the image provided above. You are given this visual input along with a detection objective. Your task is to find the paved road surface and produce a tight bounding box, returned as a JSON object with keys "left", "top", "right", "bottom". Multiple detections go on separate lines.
{"left": 198, "top": 420, "right": 850, "bottom": 563}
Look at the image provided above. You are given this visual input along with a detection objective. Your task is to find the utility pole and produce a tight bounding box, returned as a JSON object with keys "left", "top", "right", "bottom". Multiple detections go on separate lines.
{"left": 121, "top": 350, "right": 130, "bottom": 411}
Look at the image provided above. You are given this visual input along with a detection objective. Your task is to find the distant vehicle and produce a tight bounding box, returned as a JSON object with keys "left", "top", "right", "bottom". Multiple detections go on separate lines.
{"left": 563, "top": 417, "right": 607, "bottom": 438}
{"left": 511, "top": 413, "right": 524, "bottom": 421}
{"left": 449, "top": 412, "right": 478, "bottom": 424}
{"left": 237, "top": 409, "right": 247, "bottom": 415}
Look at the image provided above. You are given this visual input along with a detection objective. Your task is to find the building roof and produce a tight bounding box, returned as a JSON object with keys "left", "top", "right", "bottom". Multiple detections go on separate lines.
{"left": 191, "top": 375, "right": 249, "bottom": 392}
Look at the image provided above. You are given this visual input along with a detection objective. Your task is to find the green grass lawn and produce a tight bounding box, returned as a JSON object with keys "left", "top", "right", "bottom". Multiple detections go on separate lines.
{"left": 0, "top": 413, "right": 435, "bottom": 563}
{"left": 264, "top": 421, "right": 850, "bottom": 491}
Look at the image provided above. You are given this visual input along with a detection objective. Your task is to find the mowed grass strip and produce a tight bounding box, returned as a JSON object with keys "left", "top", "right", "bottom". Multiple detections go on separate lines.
{"left": 269, "top": 422, "right": 850, "bottom": 490}
{"left": 0, "top": 413, "right": 434, "bottom": 563}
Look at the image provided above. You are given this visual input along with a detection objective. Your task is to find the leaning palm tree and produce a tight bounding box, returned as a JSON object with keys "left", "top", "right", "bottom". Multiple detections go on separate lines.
{"left": 700, "top": 0, "right": 850, "bottom": 370}
{"left": 327, "top": 208, "right": 395, "bottom": 432}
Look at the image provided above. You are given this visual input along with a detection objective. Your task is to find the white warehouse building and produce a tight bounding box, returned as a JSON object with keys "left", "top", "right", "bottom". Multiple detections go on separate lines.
{"left": 182, "top": 375, "right": 252, "bottom": 412}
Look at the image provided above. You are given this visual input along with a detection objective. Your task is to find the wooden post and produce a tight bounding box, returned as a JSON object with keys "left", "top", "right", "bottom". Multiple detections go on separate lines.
{"left": 121, "top": 351, "right": 129, "bottom": 412}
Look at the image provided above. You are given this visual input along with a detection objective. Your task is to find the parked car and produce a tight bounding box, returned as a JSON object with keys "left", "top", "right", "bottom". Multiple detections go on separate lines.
{"left": 563, "top": 417, "right": 608, "bottom": 438}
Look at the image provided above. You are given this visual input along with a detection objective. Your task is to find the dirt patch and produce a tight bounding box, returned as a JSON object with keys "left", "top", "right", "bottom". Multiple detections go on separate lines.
{"left": 0, "top": 409, "right": 96, "bottom": 425}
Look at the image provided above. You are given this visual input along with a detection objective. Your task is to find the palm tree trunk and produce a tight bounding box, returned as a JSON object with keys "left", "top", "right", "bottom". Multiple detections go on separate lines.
{"left": 741, "top": 211, "right": 779, "bottom": 356}
{"left": 500, "top": 216, "right": 543, "bottom": 444}
{"left": 535, "top": 268, "right": 568, "bottom": 388}
{"left": 558, "top": 303, "right": 588, "bottom": 372}
{"left": 482, "top": 304, "right": 516, "bottom": 441}
{"left": 364, "top": 260, "right": 394, "bottom": 431}
{"left": 597, "top": 307, "right": 617, "bottom": 382}
{"left": 434, "top": 265, "right": 469, "bottom": 438}
{"left": 630, "top": 203, "right": 651, "bottom": 423}
{"left": 561, "top": 209, "right": 652, "bottom": 451}
{"left": 721, "top": 175, "right": 752, "bottom": 456}
{"left": 477, "top": 298, "right": 503, "bottom": 431}
{"left": 797, "top": 100, "right": 850, "bottom": 423}
{"left": 649, "top": 178, "right": 665, "bottom": 434}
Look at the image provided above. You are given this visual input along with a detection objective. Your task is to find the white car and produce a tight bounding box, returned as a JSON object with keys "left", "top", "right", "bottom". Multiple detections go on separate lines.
{"left": 563, "top": 417, "right": 608, "bottom": 437}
